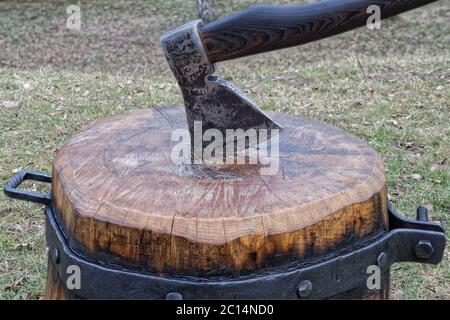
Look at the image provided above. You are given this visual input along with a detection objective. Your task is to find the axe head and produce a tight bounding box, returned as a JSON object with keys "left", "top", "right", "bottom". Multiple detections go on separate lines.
{"left": 160, "top": 20, "right": 282, "bottom": 153}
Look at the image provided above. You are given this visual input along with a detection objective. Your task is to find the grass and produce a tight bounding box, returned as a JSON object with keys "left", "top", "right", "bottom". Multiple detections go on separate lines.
{"left": 0, "top": 0, "right": 449, "bottom": 299}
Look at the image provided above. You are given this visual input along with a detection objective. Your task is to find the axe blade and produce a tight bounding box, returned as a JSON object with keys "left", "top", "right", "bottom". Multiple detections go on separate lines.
{"left": 160, "top": 20, "right": 282, "bottom": 150}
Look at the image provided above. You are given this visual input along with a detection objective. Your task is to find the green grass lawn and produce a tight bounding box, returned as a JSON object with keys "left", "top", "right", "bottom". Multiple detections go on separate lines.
{"left": 0, "top": 0, "right": 449, "bottom": 299}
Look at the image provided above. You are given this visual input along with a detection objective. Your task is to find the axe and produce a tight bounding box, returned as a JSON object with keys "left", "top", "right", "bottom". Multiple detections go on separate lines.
{"left": 161, "top": 0, "right": 436, "bottom": 150}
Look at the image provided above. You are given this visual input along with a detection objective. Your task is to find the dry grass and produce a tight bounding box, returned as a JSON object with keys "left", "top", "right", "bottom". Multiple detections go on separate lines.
{"left": 0, "top": 0, "right": 449, "bottom": 299}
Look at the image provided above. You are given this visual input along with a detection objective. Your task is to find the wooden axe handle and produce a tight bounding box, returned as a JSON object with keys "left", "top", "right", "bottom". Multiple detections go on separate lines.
{"left": 198, "top": 0, "right": 437, "bottom": 63}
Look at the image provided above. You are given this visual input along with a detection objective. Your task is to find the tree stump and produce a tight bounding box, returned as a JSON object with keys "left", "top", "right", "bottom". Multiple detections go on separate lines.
{"left": 47, "top": 105, "right": 389, "bottom": 299}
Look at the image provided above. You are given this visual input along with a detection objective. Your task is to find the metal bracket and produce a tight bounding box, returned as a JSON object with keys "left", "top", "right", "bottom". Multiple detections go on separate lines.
{"left": 3, "top": 170, "right": 52, "bottom": 205}
{"left": 45, "top": 203, "right": 446, "bottom": 299}
{"left": 388, "top": 202, "right": 444, "bottom": 233}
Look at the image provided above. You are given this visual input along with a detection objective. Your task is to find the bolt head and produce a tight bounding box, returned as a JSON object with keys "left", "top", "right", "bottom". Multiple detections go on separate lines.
{"left": 415, "top": 240, "right": 434, "bottom": 259}
{"left": 377, "top": 252, "right": 388, "bottom": 268}
{"left": 297, "top": 280, "right": 313, "bottom": 298}
{"left": 166, "top": 292, "right": 183, "bottom": 300}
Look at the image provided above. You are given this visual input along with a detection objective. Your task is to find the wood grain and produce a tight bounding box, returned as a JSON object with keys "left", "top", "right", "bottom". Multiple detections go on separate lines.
{"left": 45, "top": 256, "right": 67, "bottom": 300}
{"left": 199, "top": 0, "right": 437, "bottom": 63}
{"left": 52, "top": 105, "right": 388, "bottom": 277}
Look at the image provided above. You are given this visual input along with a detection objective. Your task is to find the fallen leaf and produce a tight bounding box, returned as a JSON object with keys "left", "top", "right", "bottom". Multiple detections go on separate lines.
{"left": 430, "top": 163, "right": 443, "bottom": 172}
{"left": 411, "top": 173, "right": 422, "bottom": 180}
{"left": 389, "top": 119, "right": 402, "bottom": 129}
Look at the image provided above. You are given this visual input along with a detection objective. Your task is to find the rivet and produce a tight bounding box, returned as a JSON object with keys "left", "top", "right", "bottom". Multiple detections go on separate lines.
{"left": 54, "top": 248, "right": 60, "bottom": 265}
{"left": 414, "top": 240, "right": 434, "bottom": 259}
{"left": 377, "top": 252, "right": 388, "bottom": 268}
{"left": 297, "top": 280, "right": 313, "bottom": 298}
{"left": 166, "top": 292, "right": 183, "bottom": 300}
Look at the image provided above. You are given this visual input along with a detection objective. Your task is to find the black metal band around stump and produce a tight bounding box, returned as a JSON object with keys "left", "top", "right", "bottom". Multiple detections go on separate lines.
{"left": 45, "top": 203, "right": 445, "bottom": 299}
{"left": 3, "top": 170, "right": 446, "bottom": 299}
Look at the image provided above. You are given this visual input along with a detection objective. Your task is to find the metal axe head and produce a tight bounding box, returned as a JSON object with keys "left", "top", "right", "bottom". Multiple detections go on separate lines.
{"left": 160, "top": 20, "right": 282, "bottom": 152}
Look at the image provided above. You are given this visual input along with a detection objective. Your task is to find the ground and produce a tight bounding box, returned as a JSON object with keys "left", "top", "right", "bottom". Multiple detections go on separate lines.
{"left": 0, "top": 0, "right": 449, "bottom": 299}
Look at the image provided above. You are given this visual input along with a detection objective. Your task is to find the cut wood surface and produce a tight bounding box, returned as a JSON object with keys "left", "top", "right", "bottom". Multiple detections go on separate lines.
{"left": 52, "top": 105, "right": 388, "bottom": 276}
